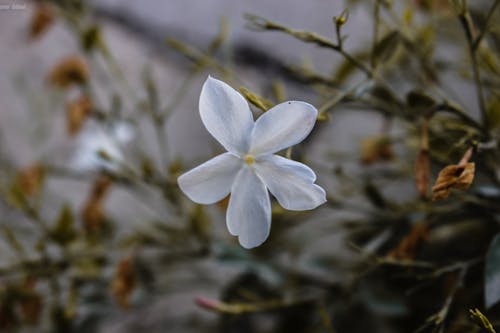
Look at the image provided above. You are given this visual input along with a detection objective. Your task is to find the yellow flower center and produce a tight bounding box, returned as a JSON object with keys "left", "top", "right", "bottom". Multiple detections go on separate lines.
{"left": 244, "top": 154, "right": 255, "bottom": 165}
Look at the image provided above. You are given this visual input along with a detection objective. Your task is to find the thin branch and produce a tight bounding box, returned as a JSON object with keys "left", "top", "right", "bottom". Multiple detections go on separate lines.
{"left": 245, "top": 14, "right": 372, "bottom": 77}
{"left": 473, "top": 0, "right": 500, "bottom": 50}
{"left": 458, "top": 9, "right": 489, "bottom": 131}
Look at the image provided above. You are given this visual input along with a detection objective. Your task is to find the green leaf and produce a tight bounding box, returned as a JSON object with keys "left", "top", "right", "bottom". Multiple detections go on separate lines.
{"left": 406, "top": 90, "right": 436, "bottom": 113}
{"left": 364, "top": 182, "right": 387, "bottom": 208}
{"left": 51, "top": 204, "right": 76, "bottom": 246}
{"left": 373, "top": 30, "right": 400, "bottom": 65}
{"left": 485, "top": 233, "right": 500, "bottom": 308}
{"left": 368, "top": 84, "right": 403, "bottom": 114}
{"left": 486, "top": 97, "right": 500, "bottom": 130}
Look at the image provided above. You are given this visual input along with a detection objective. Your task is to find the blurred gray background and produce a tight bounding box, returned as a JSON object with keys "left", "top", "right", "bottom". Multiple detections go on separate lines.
{"left": 0, "top": 0, "right": 482, "bottom": 332}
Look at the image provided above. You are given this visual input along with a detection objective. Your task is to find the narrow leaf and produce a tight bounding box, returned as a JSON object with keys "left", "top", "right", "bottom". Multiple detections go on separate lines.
{"left": 373, "top": 31, "right": 400, "bottom": 65}
{"left": 51, "top": 204, "right": 76, "bottom": 245}
{"left": 485, "top": 233, "right": 500, "bottom": 308}
{"left": 406, "top": 90, "right": 436, "bottom": 114}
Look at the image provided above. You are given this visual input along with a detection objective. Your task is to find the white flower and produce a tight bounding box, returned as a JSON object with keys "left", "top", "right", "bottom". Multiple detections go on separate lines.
{"left": 70, "top": 121, "right": 135, "bottom": 172}
{"left": 178, "top": 76, "right": 326, "bottom": 249}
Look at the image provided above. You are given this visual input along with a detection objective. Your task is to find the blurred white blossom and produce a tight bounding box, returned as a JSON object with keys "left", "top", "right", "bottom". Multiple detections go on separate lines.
{"left": 70, "top": 121, "right": 135, "bottom": 172}
{"left": 178, "top": 76, "right": 326, "bottom": 248}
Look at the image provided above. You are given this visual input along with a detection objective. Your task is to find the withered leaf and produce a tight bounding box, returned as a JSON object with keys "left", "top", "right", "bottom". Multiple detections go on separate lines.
{"left": 432, "top": 162, "right": 475, "bottom": 200}
{"left": 29, "top": 4, "right": 55, "bottom": 40}
{"left": 16, "top": 164, "right": 45, "bottom": 197}
{"left": 48, "top": 56, "right": 89, "bottom": 88}
{"left": 111, "top": 256, "right": 136, "bottom": 309}
{"left": 389, "top": 222, "right": 429, "bottom": 260}
{"left": 360, "top": 135, "right": 394, "bottom": 165}
{"left": 66, "top": 95, "right": 92, "bottom": 135}
{"left": 81, "top": 176, "right": 112, "bottom": 234}
{"left": 415, "top": 149, "right": 430, "bottom": 198}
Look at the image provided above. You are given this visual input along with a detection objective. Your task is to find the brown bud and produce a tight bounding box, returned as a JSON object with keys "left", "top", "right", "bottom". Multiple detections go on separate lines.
{"left": 48, "top": 56, "right": 89, "bottom": 88}
{"left": 111, "top": 256, "right": 136, "bottom": 309}
{"left": 66, "top": 95, "right": 92, "bottom": 135}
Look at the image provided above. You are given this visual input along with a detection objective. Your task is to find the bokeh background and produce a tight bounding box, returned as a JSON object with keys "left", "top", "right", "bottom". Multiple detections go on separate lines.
{"left": 0, "top": 0, "right": 499, "bottom": 332}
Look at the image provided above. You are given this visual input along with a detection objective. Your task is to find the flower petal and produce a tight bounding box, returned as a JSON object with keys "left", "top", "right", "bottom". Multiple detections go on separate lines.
{"left": 70, "top": 125, "right": 125, "bottom": 172}
{"left": 226, "top": 166, "right": 271, "bottom": 249}
{"left": 178, "top": 152, "right": 242, "bottom": 204}
{"left": 254, "top": 154, "right": 326, "bottom": 211}
{"left": 199, "top": 76, "right": 254, "bottom": 154}
{"left": 250, "top": 101, "right": 318, "bottom": 155}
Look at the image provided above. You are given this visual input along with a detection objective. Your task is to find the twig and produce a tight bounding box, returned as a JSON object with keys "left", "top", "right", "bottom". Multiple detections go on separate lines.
{"left": 473, "top": 0, "right": 500, "bottom": 50}
{"left": 245, "top": 14, "right": 372, "bottom": 77}
{"left": 195, "top": 296, "right": 318, "bottom": 314}
{"left": 457, "top": 7, "right": 489, "bottom": 131}
{"left": 416, "top": 259, "right": 479, "bottom": 333}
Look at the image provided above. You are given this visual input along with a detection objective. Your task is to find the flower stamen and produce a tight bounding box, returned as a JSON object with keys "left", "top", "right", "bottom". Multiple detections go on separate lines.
{"left": 244, "top": 154, "right": 255, "bottom": 165}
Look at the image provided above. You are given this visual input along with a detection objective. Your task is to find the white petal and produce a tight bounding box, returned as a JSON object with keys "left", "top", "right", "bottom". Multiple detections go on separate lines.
{"left": 226, "top": 166, "right": 271, "bottom": 249}
{"left": 112, "top": 121, "right": 135, "bottom": 144}
{"left": 178, "top": 152, "right": 242, "bottom": 204}
{"left": 199, "top": 76, "right": 254, "bottom": 154}
{"left": 254, "top": 154, "right": 326, "bottom": 211}
{"left": 250, "top": 101, "right": 318, "bottom": 155}
{"left": 70, "top": 126, "right": 124, "bottom": 172}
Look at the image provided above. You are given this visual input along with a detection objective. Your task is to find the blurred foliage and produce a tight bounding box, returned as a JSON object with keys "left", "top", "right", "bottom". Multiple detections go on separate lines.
{"left": 0, "top": 0, "right": 499, "bottom": 332}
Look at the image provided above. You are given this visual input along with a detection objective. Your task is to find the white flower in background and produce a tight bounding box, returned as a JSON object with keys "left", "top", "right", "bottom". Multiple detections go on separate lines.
{"left": 70, "top": 121, "right": 135, "bottom": 172}
{"left": 178, "top": 76, "right": 326, "bottom": 249}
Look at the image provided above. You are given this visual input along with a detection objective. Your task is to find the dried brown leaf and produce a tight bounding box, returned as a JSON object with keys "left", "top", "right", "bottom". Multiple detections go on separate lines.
{"left": 16, "top": 164, "right": 45, "bottom": 197}
{"left": 81, "top": 176, "right": 112, "bottom": 233}
{"left": 29, "top": 4, "right": 55, "bottom": 40}
{"left": 360, "top": 135, "right": 394, "bottom": 165}
{"left": 432, "top": 162, "right": 475, "bottom": 200}
{"left": 48, "top": 56, "right": 89, "bottom": 88}
{"left": 111, "top": 256, "right": 136, "bottom": 309}
{"left": 66, "top": 95, "right": 92, "bottom": 135}
{"left": 389, "top": 222, "right": 429, "bottom": 260}
{"left": 415, "top": 149, "right": 430, "bottom": 198}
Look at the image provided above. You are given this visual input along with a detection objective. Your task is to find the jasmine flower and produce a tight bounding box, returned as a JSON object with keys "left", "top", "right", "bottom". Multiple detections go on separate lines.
{"left": 178, "top": 76, "right": 326, "bottom": 248}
